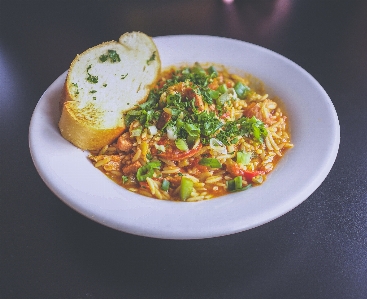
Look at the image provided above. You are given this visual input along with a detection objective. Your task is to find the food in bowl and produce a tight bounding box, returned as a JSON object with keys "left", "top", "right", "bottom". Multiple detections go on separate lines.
{"left": 88, "top": 63, "right": 293, "bottom": 201}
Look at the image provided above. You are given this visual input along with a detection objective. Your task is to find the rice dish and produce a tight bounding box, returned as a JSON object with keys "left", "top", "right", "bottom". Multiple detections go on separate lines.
{"left": 88, "top": 63, "right": 293, "bottom": 201}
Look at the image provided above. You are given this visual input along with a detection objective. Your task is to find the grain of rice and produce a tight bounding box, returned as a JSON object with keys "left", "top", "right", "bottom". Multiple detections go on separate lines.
{"left": 216, "top": 183, "right": 226, "bottom": 187}
{"left": 197, "top": 172, "right": 213, "bottom": 182}
{"left": 234, "top": 111, "right": 244, "bottom": 119}
{"left": 187, "top": 195, "right": 205, "bottom": 202}
{"left": 94, "top": 157, "right": 110, "bottom": 168}
{"left": 138, "top": 158, "right": 146, "bottom": 166}
{"left": 283, "top": 143, "right": 294, "bottom": 148}
{"left": 161, "top": 167, "right": 181, "bottom": 174}
{"left": 233, "top": 99, "right": 247, "bottom": 109}
{"left": 206, "top": 176, "right": 223, "bottom": 184}
{"left": 265, "top": 135, "right": 273, "bottom": 151}
{"left": 161, "top": 191, "right": 171, "bottom": 200}
{"left": 139, "top": 190, "right": 152, "bottom": 197}
{"left": 260, "top": 150, "right": 266, "bottom": 160}
{"left": 98, "top": 145, "right": 109, "bottom": 155}
{"left": 242, "top": 140, "right": 254, "bottom": 151}
{"left": 271, "top": 131, "right": 282, "bottom": 139}
{"left": 178, "top": 159, "right": 190, "bottom": 167}
{"left": 268, "top": 133, "right": 281, "bottom": 156}
{"left": 146, "top": 177, "right": 156, "bottom": 195}
{"left": 110, "top": 170, "right": 122, "bottom": 176}
{"left": 155, "top": 189, "right": 163, "bottom": 200}
{"left": 182, "top": 173, "right": 200, "bottom": 183}
{"left": 261, "top": 94, "right": 269, "bottom": 101}
{"left": 247, "top": 163, "right": 254, "bottom": 171}
{"left": 159, "top": 157, "right": 176, "bottom": 166}
{"left": 262, "top": 154, "right": 275, "bottom": 164}
{"left": 230, "top": 106, "right": 235, "bottom": 120}
{"left": 132, "top": 148, "right": 142, "bottom": 162}
{"left": 216, "top": 153, "right": 235, "bottom": 160}
{"left": 270, "top": 119, "right": 284, "bottom": 129}
{"left": 191, "top": 190, "right": 199, "bottom": 197}
{"left": 264, "top": 163, "right": 273, "bottom": 171}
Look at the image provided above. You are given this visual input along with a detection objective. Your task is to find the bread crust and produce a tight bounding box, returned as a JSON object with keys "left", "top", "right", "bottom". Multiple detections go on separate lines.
{"left": 58, "top": 32, "right": 161, "bottom": 150}
{"left": 59, "top": 84, "right": 126, "bottom": 150}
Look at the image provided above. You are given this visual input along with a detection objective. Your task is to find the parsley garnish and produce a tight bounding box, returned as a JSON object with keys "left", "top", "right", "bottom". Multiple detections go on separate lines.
{"left": 99, "top": 49, "right": 121, "bottom": 63}
{"left": 86, "top": 65, "right": 98, "bottom": 84}
{"left": 146, "top": 51, "right": 156, "bottom": 65}
{"left": 216, "top": 116, "right": 268, "bottom": 145}
{"left": 71, "top": 83, "right": 79, "bottom": 95}
{"left": 136, "top": 160, "right": 161, "bottom": 181}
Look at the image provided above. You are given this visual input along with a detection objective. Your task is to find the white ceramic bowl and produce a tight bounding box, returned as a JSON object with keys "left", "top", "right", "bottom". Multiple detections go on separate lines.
{"left": 29, "top": 35, "right": 339, "bottom": 239}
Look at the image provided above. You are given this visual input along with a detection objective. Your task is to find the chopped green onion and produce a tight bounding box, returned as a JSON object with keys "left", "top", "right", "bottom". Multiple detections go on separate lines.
{"left": 122, "top": 175, "right": 128, "bottom": 184}
{"left": 175, "top": 139, "right": 189, "bottom": 151}
{"left": 216, "top": 92, "right": 232, "bottom": 105}
{"left": 234, "top": 176, "right": 242, "bottom": 189}
{"left": 217, "top": 84, "right": 228, "bottom": 94}
{"left": 226, "top": 176, "right": 252, "bottom": 192}
{"left": 136, "top": 161, "right": 161, "bottom": 182}
{"left": 234, "top": 82, "right": 250, "bottom": 99}
{"left": 149, "top": 160, "right": 161, "bottom": 169}
{"left": 198, "top": 158, "right": 222, "bottom": 168}
{"left": 180, "top": 177, "right": 194, "bottom": 201}
{"left": 237, "top": 151, "right": 252, "bottom": 166}
{"left": 161, "top": 179, "right": 170, "bottom": 191}
{"left": 226, "top": 179, "right": 235, "bottom": 191}
{"left": 209, "top": 90, "right": 220, "bottom": 100}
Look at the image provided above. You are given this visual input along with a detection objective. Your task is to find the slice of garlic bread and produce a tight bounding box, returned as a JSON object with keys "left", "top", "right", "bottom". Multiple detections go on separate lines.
{"left": 59, "top": 31, "right": 161, "bottom": 150}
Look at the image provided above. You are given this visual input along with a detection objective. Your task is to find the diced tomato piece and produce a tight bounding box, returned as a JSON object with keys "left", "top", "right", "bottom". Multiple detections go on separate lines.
{"left": 241, "top": 170, "right": 265, "bottom": 180}
{"left": 226, "top": 160, "right": 264, "bottom": 180}
{"left": 157, "top": 143, "right": 202, "bottom": 161}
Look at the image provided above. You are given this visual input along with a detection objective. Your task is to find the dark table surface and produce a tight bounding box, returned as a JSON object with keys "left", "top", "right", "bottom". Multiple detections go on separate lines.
{"left": 1, "top": 0, "right": 367, "bottom": 298}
